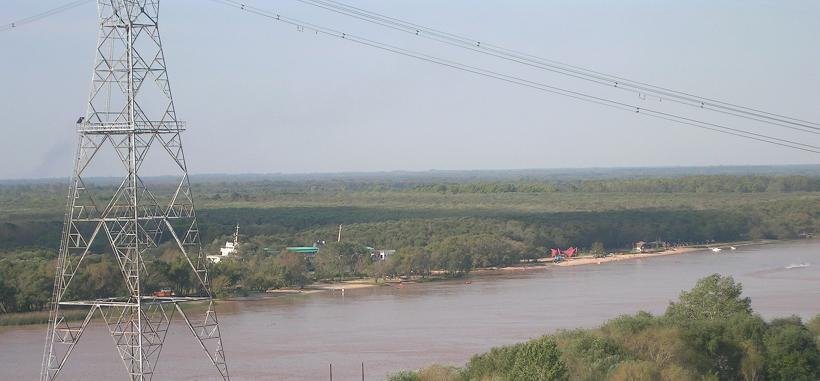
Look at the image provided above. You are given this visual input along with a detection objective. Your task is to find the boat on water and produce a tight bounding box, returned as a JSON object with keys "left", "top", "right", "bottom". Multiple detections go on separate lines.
{"left": 729, "top": 246, "right": 737, "bottom": 250}
{"left": 711, "top": 247, "right": 722, "bottom": 252}
{"left": 785, "top": 263, "right": 810, "bottom": 269}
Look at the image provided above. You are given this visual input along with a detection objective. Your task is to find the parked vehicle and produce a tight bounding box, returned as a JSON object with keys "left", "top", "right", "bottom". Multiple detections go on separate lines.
{"left": 152, "top": 288, "right": 175, "bottom": 297}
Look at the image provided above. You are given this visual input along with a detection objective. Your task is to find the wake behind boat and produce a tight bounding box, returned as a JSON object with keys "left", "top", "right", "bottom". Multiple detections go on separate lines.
{"left": 785, "top": 263, "right": 810, "bottom": 269}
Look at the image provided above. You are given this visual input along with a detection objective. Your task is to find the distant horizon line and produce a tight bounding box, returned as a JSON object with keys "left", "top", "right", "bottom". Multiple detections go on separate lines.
{"left": 4, "top": 163, "right": 820, "bottom": 183}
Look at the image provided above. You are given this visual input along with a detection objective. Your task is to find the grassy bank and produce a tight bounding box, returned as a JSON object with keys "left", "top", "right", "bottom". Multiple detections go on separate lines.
{"left": 0, "top": 310, "right": 71, "bottom": 327}
{"left": 0, "top": 301, "right": 214, "bottom": 327}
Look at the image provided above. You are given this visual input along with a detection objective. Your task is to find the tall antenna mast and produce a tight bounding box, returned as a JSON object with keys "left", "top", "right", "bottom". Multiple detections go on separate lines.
{"left": 40, "top": 1, "right": 229, "bottom": 380}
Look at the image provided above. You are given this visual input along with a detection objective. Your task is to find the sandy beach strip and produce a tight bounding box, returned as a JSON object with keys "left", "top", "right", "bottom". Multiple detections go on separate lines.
{"left": 307, "top": 280, "right": 381, "bottom": 291}
{"left": 553, "top": 241, "right": 770, "bottom": 267}
{"left": 554, "top": 246, "right": 704, "bottom": 267}
{"left": 260, "top": 241, "right": 771, "bottom": 296}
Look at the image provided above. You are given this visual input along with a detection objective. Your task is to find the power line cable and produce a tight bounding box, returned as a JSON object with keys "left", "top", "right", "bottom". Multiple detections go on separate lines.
{"left": 208, "top": 0, "right": 820, "bottom": 154}
{"left": 291, "top": 0, "right": 820, "bottom": 133}
{"left": 0, "top": 0, "right": 93, "bottom": 32}
{"left": 3, "top": 0, "right": 816, "bottom": 154}
{"left": 305, "top": 0, "right": 820, "bottom": 129}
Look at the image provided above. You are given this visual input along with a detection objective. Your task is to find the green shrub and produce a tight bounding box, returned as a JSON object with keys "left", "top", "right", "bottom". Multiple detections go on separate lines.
{"left": 555, "top": 330, "right": 628, "bottom": 380}
{"left": 508, "top": 337, "right": 567, "bottom": 381}
{"left": 665, "top": 274, "right": 751, "bottom": 322}
{"left": 601, "top": 311, "right": 655, "bottom": 338}
{"left": 807, "top": 314, "right": 820, "bottom": 346}
{"left": 464, "top": 337, "right": 567, "bottom": 381}
{"left": 608, "top": 360, "right": 661, "bottom": 381}
{"left": 417, "top": 364, "right": 462, "bottom": 381}
{"left": 388, "top": 370, "right": 421, "bottom": 381}
{"left": 659, "top": 364, "right": 698, "bottom": 381}
{"left": 464, "top": 345, "right": 519, "bottom": 379}
{"left": 763, "top": 316, "right": 818, "bottom": 380}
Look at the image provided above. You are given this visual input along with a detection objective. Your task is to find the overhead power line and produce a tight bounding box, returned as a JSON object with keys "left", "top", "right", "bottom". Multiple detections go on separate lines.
{"left": 209, "top": 0, "right": 820, "bottom": 154}
{"left": 0, "top": 0, "right": 93, "bottom": 32}
{"left": 290, "top": 0, "right": 820, "bottom": 134}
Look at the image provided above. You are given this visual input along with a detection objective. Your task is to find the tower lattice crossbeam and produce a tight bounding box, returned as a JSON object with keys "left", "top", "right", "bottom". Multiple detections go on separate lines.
{"left": 40, "top": 1, "right": 229, "bottom": 380}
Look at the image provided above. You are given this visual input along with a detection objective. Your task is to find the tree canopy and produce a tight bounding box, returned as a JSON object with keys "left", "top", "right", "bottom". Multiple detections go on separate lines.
{"left": 665, "top": 274, "right": 752, "bottom": 321}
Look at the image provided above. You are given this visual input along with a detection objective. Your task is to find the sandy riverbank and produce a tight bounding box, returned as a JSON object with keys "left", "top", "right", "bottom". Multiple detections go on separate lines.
{"left": 0, "top": 241, "right": 777, "bottom": 327}
{"left": 307, "top": 280, "right": 382, "bottom": 291}
{"left": 554, "top": 246, "right": 703, "bottom": 267}
{"left": 260, "top": 280, "right": 383, "bottom": 296}
{"left": 244, "top": 243, "right": 758, "bottom": 298}
{"left": 254, "top": 241, "right": 773, "bottom": 301}
{"left": 472, "top": 240, "right": 772, "bottom": 271}
{"left": 553, "top": 240, "right": 771, "bottom": 267}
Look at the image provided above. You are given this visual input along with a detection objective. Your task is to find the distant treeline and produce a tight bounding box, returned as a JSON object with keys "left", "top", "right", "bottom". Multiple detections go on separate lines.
{"left": 411, "top": 175, "right": 820, "bottom": 194}
{"left": 159, "top": 175, "right": 820, "bottom": 196}
{"left": 1, "top": 189, "right": 819, "bottom": 253}
{"left": 4, "top": 176, "right": 820, "bottom": 206}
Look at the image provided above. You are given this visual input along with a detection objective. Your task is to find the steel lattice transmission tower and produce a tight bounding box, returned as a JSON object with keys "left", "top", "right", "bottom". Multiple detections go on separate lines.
{"left": 40, "top": 1, "right": 229, "bottom": 380}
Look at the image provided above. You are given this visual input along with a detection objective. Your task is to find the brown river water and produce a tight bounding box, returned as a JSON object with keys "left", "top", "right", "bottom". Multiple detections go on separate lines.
{"left": 1, "top": 241, "right": 818, "bottom": 380}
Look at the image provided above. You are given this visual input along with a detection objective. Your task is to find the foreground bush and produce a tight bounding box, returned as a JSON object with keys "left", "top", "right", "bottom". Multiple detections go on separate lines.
{"left": 390, "top": 274, "right": 819, "bottom": 381}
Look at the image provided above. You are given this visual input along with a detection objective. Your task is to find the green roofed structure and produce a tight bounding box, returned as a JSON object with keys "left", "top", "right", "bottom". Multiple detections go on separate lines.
{"left": 286, "top": 246, "right": 319, "bottom": 255}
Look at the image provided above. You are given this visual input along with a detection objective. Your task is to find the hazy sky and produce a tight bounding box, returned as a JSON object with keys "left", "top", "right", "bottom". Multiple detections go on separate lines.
{"left": 1, "top": 0, "right": 819, "bottom": 179}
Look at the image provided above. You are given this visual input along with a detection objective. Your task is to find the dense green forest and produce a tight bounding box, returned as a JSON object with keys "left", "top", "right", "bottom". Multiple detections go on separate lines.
{"left": 2, "top": 171, "right": 820, "bottom": 315}
{"left": 388, "top": 275, "right": 820, "bottom": 381}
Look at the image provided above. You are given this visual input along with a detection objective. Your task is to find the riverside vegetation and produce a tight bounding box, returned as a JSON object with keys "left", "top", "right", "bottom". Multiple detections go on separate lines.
{"left": 2, "top": 168, "right": 820, "bottom": 318}
{"left": 388, "top": 275, "right": 820, "bottom": 381}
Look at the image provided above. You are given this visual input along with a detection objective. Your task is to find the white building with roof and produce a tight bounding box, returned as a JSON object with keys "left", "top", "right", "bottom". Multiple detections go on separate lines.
{"left": 207, "top": 224, "right": 240, "bottom": 263}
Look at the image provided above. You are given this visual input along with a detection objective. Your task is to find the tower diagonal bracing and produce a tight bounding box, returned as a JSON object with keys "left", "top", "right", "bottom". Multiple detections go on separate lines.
{"left": 40, "top": 1, "right": 229, "bottom": 380}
